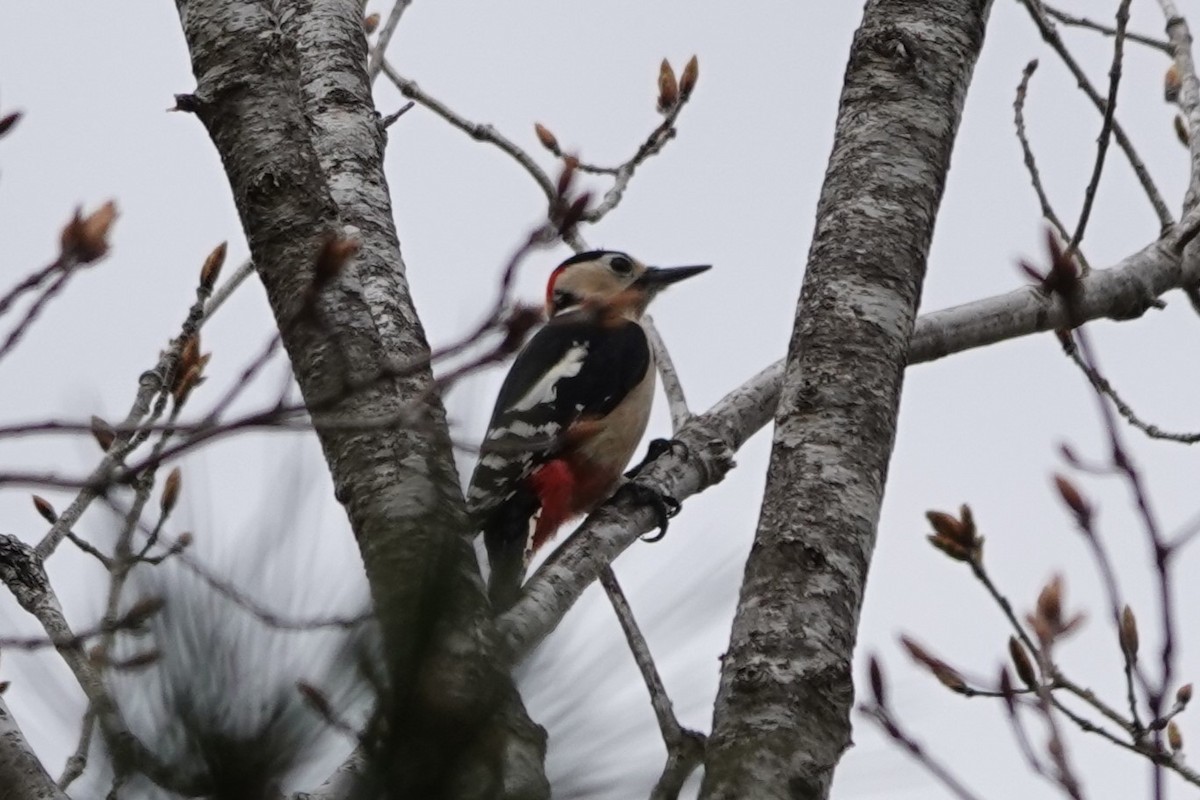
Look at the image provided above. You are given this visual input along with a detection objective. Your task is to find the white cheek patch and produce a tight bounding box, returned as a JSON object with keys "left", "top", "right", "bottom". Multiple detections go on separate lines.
{"left": 508, "top": 342, "right": 588, "bottom": 412}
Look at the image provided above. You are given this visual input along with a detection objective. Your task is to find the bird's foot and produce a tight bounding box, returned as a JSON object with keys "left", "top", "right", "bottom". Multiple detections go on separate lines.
{"left": 617, "top": 480, "right": 681, "bottom": 543}
{"left": 624, "top": 437, "right": 686, "bottom": 480}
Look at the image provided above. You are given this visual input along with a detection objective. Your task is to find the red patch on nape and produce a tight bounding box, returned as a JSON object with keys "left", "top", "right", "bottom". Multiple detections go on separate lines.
{"left": 545, "top": 264, "right": 569, "bottom": 308}
{"left": 528, "top": 459, "right": 577, "bottom": 552}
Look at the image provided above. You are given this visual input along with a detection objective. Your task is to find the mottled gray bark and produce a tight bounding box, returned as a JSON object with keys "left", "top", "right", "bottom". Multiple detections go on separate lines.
{"left": 0, "top": 696, "right": 69, "bottom": 800}
{"left": 172, "top": 1, "right": 544, "bottom": 796}
{"left": 700, "top": 2, "right": 992, "bottom": 798}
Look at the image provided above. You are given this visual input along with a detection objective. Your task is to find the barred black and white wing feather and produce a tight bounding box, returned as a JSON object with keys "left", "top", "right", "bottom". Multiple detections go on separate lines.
{"left": 466, "top": 312, "right": 651, "bottom": 522}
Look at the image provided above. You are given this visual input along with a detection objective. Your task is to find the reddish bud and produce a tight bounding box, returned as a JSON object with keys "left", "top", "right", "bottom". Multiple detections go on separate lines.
{"left": 927, "top": 534, "right": 971, "bottom": 562}
{"left": 1166, "top": 63, "right": 1182, "bottom": 104}
{"left": 901, "top": 636, "right": 967, "bottom": 692}
{"left": 556, "top": 156, "right": 578, "bottom": 199}
{"left": 160, "top": 467, "right": 182, "bottom": 515}
{"left": 1177, "top": 683, "right": 1193, "bottom": 706}
{"left": 657, "top": 58, "right": 678, "bottom": 113}
{"left": 363, "top": 12, "right": 381, "bottom": 33}
{"left": 534, "top": 123, "right": 559, "bottom": 153}
{"left": 60, "top": 201, "right": 118, "bottom": 264}
{"left": 1009, "top": 636, "right": 1038, "bottom": 689}
{"left": 1176, "top": 114, "right": 1190, "bottom": 147}
{"left": 90, "top": 415, "right": 116, "bottom": 451}
{"left": 1053, "top": 474, "right": 1091, "bottom": 525}
{"left": 32, "top": 495, "right": 57, "bottom": 523}
{"left": 926, "top": 510, "right": 965, "bottom": 542}
{"left": 679, "top": 55, "right": 699, "bottom": 100}
{"left": 1119, "top": 606, "right": 1139, "bottom": 661}
{"left": 199, "top": 242, "right": 227, "bottom": 291}
{"left": 558, "top": 191, "right": 592, "bottom": 236}
{"left": 1169, "top": 720, "right": 1183, "bottom": 752}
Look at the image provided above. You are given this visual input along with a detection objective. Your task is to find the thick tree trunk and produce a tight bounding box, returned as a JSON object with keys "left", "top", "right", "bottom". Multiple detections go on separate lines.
{"left": 172, "top": 1, "right": 546, "bottom": 796}
{"left": 700, "top": 2, "right": 993, "bottom": 798}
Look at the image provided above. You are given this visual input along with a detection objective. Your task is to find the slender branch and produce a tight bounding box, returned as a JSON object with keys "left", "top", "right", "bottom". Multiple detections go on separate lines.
{"left": 1013, "top": 59, "right": 1078, "bottom": 261}
{"left": 381, "top": 63, "right": 559, "bottom": 206}
{"left": 601, "top": 569, "right": 707, "bottom": 800}
{"left": 1068, "top": 0, "right": 1131, "bottom": 261}
{"left": 1157, "top": 1, "right": 1200, "bottom": 211}
{"left": 1064, "top": 347, "right": 1200, "bottom": 443}
{"left": 860, "top": 699, "right": 987, "bottom": 800}
{"left": 1018, "top": 0, "right": 1175, "bottom": 231}
{"left": 1041, "top": 3, "right": 1171, "bottom": 53}
{"left": 599, "top": 568, "right": 693, "bottom": 747}
{"left": 58, "top": 705, "right": 96, "bottom": 790}
{"left": 642, "top": 315, "right": 691, "bottom": 432}
{"left": 365, "top": 0, "right": 412, "bottom": 81}
{"left": 34, "top": 249, "right": 232, "bottom": 558}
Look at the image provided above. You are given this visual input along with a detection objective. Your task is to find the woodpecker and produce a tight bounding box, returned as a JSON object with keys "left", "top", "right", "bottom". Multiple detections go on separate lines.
{"left": 468, "top": 250, "right": 710, "bottom": 609}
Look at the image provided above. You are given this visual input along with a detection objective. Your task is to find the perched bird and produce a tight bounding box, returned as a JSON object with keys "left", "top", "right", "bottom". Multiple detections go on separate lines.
{"left": 468, "top": 250, "right": 710, "bottom": 609}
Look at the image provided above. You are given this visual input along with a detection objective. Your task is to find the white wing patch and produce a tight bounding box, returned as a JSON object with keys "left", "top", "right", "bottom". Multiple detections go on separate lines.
{"left": 507, "top": 341, "right": 588, "bottom": 413}
{"left": 488, "top": 420, "right": 560, "bottom": 441}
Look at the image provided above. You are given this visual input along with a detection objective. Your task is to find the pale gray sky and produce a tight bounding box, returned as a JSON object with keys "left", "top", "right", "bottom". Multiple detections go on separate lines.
{"left": 1, "top": 1, "right": 1198, "bottom": 798}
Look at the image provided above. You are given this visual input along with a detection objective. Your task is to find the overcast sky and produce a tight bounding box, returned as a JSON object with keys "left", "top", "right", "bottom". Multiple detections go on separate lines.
{"left": 2, "top": 1, "right": 1199, "bottom": 798}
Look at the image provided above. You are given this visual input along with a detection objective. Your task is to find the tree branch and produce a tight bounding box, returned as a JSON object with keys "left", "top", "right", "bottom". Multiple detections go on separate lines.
{"left": 0, "top": 693, "right": 71, "bottom": 800}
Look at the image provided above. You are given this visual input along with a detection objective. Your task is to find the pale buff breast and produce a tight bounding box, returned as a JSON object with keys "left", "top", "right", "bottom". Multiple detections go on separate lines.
{"left": 573, "top": 348, "right": 657, "bottom": 478}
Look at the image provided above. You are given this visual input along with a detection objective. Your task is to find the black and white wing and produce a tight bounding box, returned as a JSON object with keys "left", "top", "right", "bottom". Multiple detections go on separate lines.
{"left": 466, "top": 313, "right": 651, "bottom": 520}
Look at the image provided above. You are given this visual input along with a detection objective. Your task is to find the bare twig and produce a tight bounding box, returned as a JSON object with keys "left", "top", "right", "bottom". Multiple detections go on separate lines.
{"left": 1067, "top": 0, "right": 1132, "bottom": 264}
{"left": 0, "top": 268, "right": 78, "bottom": 362}
{"left": 57, "top": 705, "right": 95, "bottom": 790}
{"left": 599, "top": 568, "right": 704, "bottom": 800}
{"left": 35, "top": 250, "right": 223, "bottom": 558}
{"left": 202, "top": 258, "right": 253, "bottom": 319}
{"left": 860, "top": 660, "right": 987, "bottom": 800}
{"left": 1064, "top": 348, "right": 1200, "bottom": 443}
{"left": 0, "top": 600, "right": 161, "bottom": 651}
{"left": 1041, "top": 3, "right": 1171, "bottom": 53}
{"left": 1018, "top": 0, "right": 1175, "bottom": 231}
{"left": 1013, "top": 60, "right": 1079, "bottom": 260}
{"left": 381, "top": 63, "right": 559, "bottom": 206}
{"left": 381, "top": 100, "right": 415, "bottom": 127}
{"left": 642, "top": 316, "right": 690, "bottom": 432}
{"left": 365, "top": 0, "right": 413, "bottom": 81}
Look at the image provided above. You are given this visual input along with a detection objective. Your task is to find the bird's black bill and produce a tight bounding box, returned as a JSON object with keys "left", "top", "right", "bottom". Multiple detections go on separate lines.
{"left": 636, "top": 264, "right": 712, "bottom": 287}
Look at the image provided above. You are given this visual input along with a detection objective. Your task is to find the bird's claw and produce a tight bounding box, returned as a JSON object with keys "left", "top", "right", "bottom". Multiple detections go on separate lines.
{"left": 618, "top": 481, "right": 680, "bottom": 543}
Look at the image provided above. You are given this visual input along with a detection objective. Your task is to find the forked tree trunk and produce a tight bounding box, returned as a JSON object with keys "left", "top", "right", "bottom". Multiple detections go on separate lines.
{"left": 701, "top": 2, "right": 993, "bottom": 798}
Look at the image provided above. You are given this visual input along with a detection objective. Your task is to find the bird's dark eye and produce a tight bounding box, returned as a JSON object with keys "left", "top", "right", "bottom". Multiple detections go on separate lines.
{"left": 608, "top": 255, "right": 633, "bottom": 275}
{"left": 552, "top": 289, "right": 578, "bottom": 313}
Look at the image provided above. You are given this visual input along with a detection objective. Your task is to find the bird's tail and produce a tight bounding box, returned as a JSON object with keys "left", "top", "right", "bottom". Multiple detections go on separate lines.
{"left": 482, "top": 489, "right": 539, "bottom": 612}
